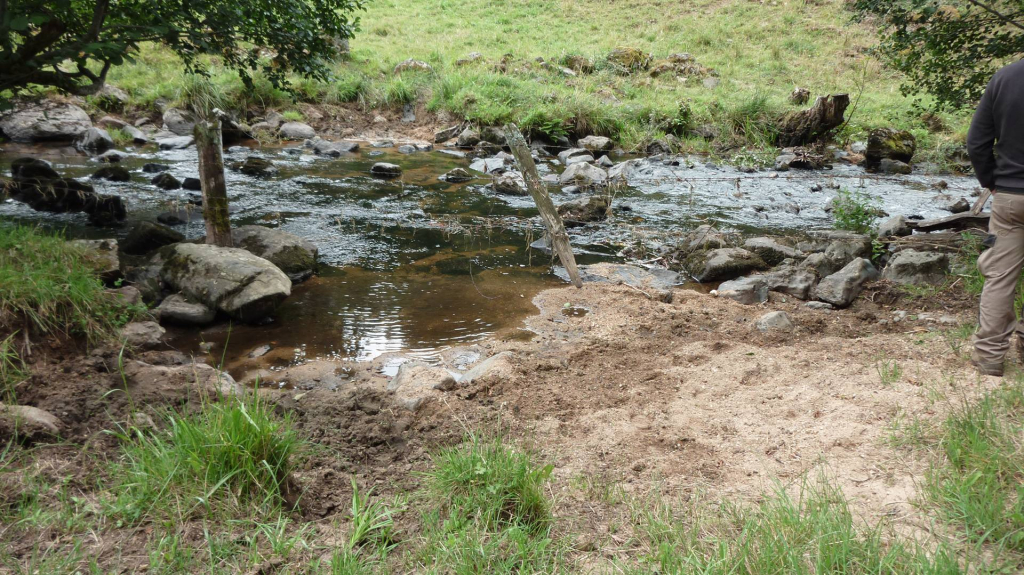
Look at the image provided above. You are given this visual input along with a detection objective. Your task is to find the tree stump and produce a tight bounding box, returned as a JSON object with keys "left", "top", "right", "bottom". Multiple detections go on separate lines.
{"left": 776, "top": 94, "right": 850, "bottom": 147}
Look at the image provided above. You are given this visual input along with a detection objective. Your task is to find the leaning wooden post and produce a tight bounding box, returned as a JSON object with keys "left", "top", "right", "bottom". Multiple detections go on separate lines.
{"left": 194, "top": 117, "right": 233, "bottom": 247}
{"left": 503, "top": 123, "right": 582, "bottom": 288}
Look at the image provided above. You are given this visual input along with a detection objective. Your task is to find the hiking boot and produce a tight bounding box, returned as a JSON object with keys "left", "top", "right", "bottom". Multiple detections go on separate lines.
{"left": 971, "top": 351, "right": 1005, "bottom": 377}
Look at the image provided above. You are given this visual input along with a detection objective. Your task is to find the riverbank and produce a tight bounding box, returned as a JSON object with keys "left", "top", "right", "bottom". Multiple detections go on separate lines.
{"left": 3, "top": 231, "right": 1019, "bottom": 571}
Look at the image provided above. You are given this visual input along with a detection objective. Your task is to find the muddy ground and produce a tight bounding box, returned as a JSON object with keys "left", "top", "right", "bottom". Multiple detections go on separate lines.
{"left": 0, "top": 277, "right": 995, "bottom": 570}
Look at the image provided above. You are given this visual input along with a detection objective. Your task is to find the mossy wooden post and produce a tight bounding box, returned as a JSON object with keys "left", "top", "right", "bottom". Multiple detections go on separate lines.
{"left": 194, "top": 118, "right": 232, "bottom": 247}
{"left": 503, "top": 123, "right": 582, "bottom": 288}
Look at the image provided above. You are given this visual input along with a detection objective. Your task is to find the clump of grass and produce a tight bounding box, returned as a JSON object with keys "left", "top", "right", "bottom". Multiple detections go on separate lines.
{"left": 348, "top": 477, "right": 399, "bottom": 553}
{"left": 926, "top": 375, "right": 1024, "bottom": 557}
{"left": 0, "top": 334, "right": 26, "bottom": 403}
{"left": 632, "top": 473, "right": 963, "bottom": 574}
{"left": 877, "top": 357, "right": 903, "bottom": 386}
{"left": 111, "top": 395, "right": 298, "bottom": 523}
{"left": 107, "top": 127, "right": 132, "bottom": 147}
{"left": 281, "top": 110, "right": 304, "bottom": 122}
{"left": 832, "top": 189, "right": 879, "bottom": 235}
{"left": 0, "top": 225, "right": 140, "bottom": 340}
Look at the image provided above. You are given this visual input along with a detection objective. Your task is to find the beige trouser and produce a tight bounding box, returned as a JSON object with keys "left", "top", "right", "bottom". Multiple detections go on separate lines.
{"left": 975, "top": 192, "right": 1024, "bottom": 362}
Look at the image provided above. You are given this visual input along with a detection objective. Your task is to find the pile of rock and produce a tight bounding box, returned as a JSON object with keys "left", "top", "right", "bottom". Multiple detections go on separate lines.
{"left": 6, "top": 157, "right": 126, "bottom": 226}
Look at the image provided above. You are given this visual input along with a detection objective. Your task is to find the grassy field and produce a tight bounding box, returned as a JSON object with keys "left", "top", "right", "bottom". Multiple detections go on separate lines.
{"left": 100, "top": 0, "right": 971, "bottom": 164}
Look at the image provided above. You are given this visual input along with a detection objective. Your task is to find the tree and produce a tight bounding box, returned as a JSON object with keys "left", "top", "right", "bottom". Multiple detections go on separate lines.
{"left": 0, "top": 0, "right": 364, "bottom": 98}
{"left": 854, "top": 0, "right": 1024, "bottom": 109}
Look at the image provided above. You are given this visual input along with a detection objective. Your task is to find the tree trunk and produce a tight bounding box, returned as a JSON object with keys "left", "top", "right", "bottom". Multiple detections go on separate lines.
{"left": 503, "top": 124, "right": 583, "bottom": 288}
{"left": 776, "top": 94, "right": 851, "bottom": 147}
{"left": 194, "top": 118, "right": 232, "bottom": 247}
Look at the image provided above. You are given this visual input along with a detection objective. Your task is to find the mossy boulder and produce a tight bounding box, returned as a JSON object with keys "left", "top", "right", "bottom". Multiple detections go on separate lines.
{"left": 230, "top": 225, "right": 319, "bottom": 283}
{"left": 684, "top": 248, "right": 768, "bottom": 282}
{"left": 866, "top": 128, "right": 916, "bottom": 170}
{"left": 607, "top": 47, "right": 652, "bottom": 73}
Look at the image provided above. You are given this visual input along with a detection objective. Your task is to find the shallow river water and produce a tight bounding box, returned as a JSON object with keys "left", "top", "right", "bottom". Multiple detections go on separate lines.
{"left": 0, "top": 141, "right": 980, "bottom": 369}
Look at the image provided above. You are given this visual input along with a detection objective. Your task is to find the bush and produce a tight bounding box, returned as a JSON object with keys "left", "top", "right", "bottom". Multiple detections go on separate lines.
{"left": 831, "top": 189, "right": 879, "bottom": 235}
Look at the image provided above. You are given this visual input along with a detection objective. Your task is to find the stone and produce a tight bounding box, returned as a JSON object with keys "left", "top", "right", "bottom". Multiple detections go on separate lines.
{"left": 812, "top": 258, "right": 879, "bottom": 308}
{"left": 790, "top": 87, "right": 811, "bottom": 105}
{"left": 122, "top": 221, "right": 185, "bottom": 255}
{"left": 311, "top": 138, "right": 358, "bottom": 157}
{"left": 742, "top": 237, "right": 801, "bottom": 266}
{"left": 716, "top": 276, "right": 769, "bottom": 305}
{"left": 151, "top": 172, "right": 181, "bottom": 190}
{"left": 156, "top": 135, "right": 194, "bottom": 150}
{"left": 92, "top": 84, "right": 129, "bottom": 111}
{"left": 370, "top": 162, "right": 403, "bottom": 178}
{"left": 121, "top": 125, "right": 148, "bottom": 144}
{"left": 866, "top": 128, "right": 916, "bottom": 170}
{"left": 806, "top": 236, "right": 872, "bottom": 277}
{"left": 596, "top": 155, "right": 614, "bottom": 168}
{"left": 105, "top": 286, "right": 142, "bottom": 306}
{"left": 756, "top": 311, "right": 794, "bottom": 332}
{"left": 558, "top": 195, "right": 610, "bottom": 226}
{"left": 579, "top": 135, "right": 614, "bottom": 152}
{"left": 607, "top": 47, "right": 652, "bottom": 72}
{"left": 387, "top": 361, "right": 456, "bottom": 411}
{"left": 69, "top": 238, "right": 120, "bottom": 284}
{"left": 804, "top": 301, "right": 835, "bottom": 311}
{"left": 157, "top": 209, "right": 199, "bottom": 226}
{"left": 231, "top": 157, "right": 278, "bottom": 177}
{"left": 182, "top": 177, "right": 202, "bottom": 191}
{"left": 881, "top": 250, "right": 950, "bottom": 286}
{"left": 933, "top": 194, "right": 970, "bottom": 214}
{"left": 456, "top": 128, "right": 481, "bottom": 148}
{"left": 74, "top": 127, "right": 115, "bottom": 151}
{"left": 121, "top": 321, "right": 166, "bottom": 350}
{"left": 469, "top": 157, "right": 506, "bottom": 174}
{"left": 278, "top": 121, "right": 316, "bottom": 140}
{"left": 559, "top": 162, "right": 608, "bottom": 187}
{"left": 142, "top": 163, "right": 170, "bottom": 174}
{"left": 434, "top": 125, "right": 463, "bottom": 143}
{"left": 565, "top": 154, "right": 595, "bottom": 166}
{"left": 230, "top": 225, "right": 319, "bottom": 283}
{"left": 95, "top": 149, "right": 126, "bottom": 163}
{"left": 879, "top": 158, "right": 912, "bottom": 175}
{"left": 460, "top": 351, "right": 514, "bottom": 384}
{"left": 91, "top": 165, "right": 130, "bottom": 182}
{"left": 558, "top": 263, "right": 678, "bottom": 301}
{"left": 156, "top": 294, "right": 217, "bottom": 326}
{"left": 159, "top": 243, "right": 292, "bottom": 323}
{"left": 0, "top": 404, "right": 63, "bottom": 440}
{"left": 685, "top": 248, "right": 768, "bottom": 282}
{"left": 456, "top": 52, "right": 483, "bottom": 66}
{"left": 394, "top": 58, "right": 434, "bottom": 73}
{"left": 264, "top": 111, "right": 286, "bottom": 129}
{"left": 122, "top": 360, "right": 244, "bottom": 400}
{"left": 646, "top": 139, "right": 673, "bottom": 155}
{"left": 0, "top": 102, "right": 91, "bottom": 142}
{"left": 492, "top": 172, "right": 528, "bottom": 195}
{"left": 558, "top": 147, "right": 591, "bottom": 165}
{"left": 876, "top": 215, "right": 912, "bottom": 238}
{"left": 7, "top": 158, "right": 126, "bottom": 225}
{"left": 397, "top": 144, "right": 417, "bottom": 154}
{"left": 678, "top": 224, "right": 730, "bottom": 254}
{"left": 440, "top": 168, "right": 474, "bottom": 183}
{"left": 162, "top": 108, "right": 196, "bottom": 136}
{"left": 763, "top": 264, "right": 817, "bottom": 300}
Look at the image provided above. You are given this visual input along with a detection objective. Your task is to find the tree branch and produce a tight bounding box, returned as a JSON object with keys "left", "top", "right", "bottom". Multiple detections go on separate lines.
{"left": 964, "top": 0, "right": 1024, "bottom": 32}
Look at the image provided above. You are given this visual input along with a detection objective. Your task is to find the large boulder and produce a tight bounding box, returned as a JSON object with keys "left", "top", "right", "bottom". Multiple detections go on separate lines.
{"left": 278, "top": 121, "right": 316, "bottom": 140}
{"left": 881, "top": 250, "right": 949, "bottom": 286}
{"left": 685, "top": 248, "right": 768, "bottom": 282}
{"left": 578, "top": 135, "right": 614, "bottom": 153}
{"left": 8, "top": 158, "right": 125, "bottom": 225}
{"left": 812, "top": 258, "right": 879, "bottom": 308}
{"left": 159, "top": 243, "right": 292, "bottom": 323}
{"left": 866, "top": 128, "right": 916, "bottom": 170}
{"left": 230, "top": 225, "right": 319, "bottom": 283}
{"left": 0, "top": 102, "right": 91, "bottom": 142}
{"left": 162, "top": 108, "right": 196, "bottom": 136}
{"left": 559, "top": 162, "right": 608, "bottom": 187}
{"left": 121, "top": 221, "right": 184, "bottom": 256}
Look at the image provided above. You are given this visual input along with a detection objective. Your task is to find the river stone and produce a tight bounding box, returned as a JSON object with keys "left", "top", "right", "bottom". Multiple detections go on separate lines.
{"left": 97, "top": 116, "right": 127, "bottom": 131}
{"left": 460, "top": 351, "right": 514, "bottom": 384}
{"left": 122, "top": 321, "right": 166, "bottom": 350}
{"left": 806, "top": 236, "right": 872, "bottom": 277}
{"left": 96, "top": 149, "right": 126, "bottom": 163}
{"left": 569, "top": 263, "right": 678, "bottom": 301}
{"left": 717, "top": 276, "right": 769, "bottom": 305}
{"left": 232, "top": 157, "right": 278, "bottom": 177}
{"left": 160, "top": 243, "right": 291, "bottom": 323}
{"left": 0, "top": 404, "right": 63, "bottom": 440}
{"left": 311, "top": 138, "right": 358, "bottom": 157}
{"left": 565, "top": 154, "right": 595, "bottom": 166}
{"left": 387, "top": 361, "right": 456, "bottom": 411}
{"left": 91, "top": 166, "right": 130, "bottom": 182}
{"left": 231, "top": 225, "right": 319, "bottom": 283}
{"left": 457, "top": 128, "right": 481, "bottom": 148}
{"left": 742, "top": 237, "right": 801, "bottom": 267}
{"left": 866, "top": 128, "right": 916, "bottom": 170}
{"left": 370, "top": 162, "right": 403, "bottom": 178}
{"left": 558, "top": 195, "right": 610, "bottom": 226}
{"left": 469, "top": 157, "right": 507, "bottom": 174}
{"left": 151, "top": 172, "right": 181, "bottom": 190}
{"left": 812, "top": 258, "right": 879, "bottom": 308}
{"left": 434, "top": 125, "right": 462, "bottom": 143}
{"left": 156, "top": 294, "right": 217, "bottom": 326}
{"left": 879, "top": 158, "right": 912, "bottom": 175}
{"left": 558, "top": 147, "right": 592, "bottom": 165}
{"left": 142, "top": 163, "right": 170, "bottom": 174}
{"left": 492, "top": 172, "right": 527, "bottom": 195}
{"left": 123, "top": 360, "right": 244, "bottom": 400}
{"left": 559, "top": 162, "right": 608, "bottom": 187}
{"left": 757, "top": 311, "right": 794, "bottom": 332}
{"left": 441, "top": 168, "right": 473, "bottom": 183}
{"left": 182, "top": 177, "right": 202, "bottom": 191}
{"left": 881, "top": 250, "right": 949, "bottom": 286}
{"left": 578, "top": 135, "right": 613, "bottom": 152}
{"left": 0, "top": 102, "right": 91, "bottom": 142}
{"left": 156, "top": 135, "right": 194, "bottom": 150}
{"left": 122, "top": 221, "right": 185, "bottom": 256}
{"left": 397, "top": 144, "right": 417, "bottom": 154}
{"left": 123, "top": 125, "right": 148, "bottom": 144}
{"left": 8, "top": 158, "right": 126, "bottom": 225}
{"left": 69, "top": 239, "right": 120, "bottom": 284}
{"left": 679, "top": 224, "right": 730, "bottom": 254}
{"left": 933, "top": 194, "right": 970, "bottom": 214}
{"left": 278, "top": 121, "right": 316, "bottom": 140}
{"left": 876, "top": 215, "right": 912, "bottom": 238}
{"left": 74, "top": 127, "right": 115, "bottom": 151}
{"left": 763, "top": 264, "right": 817, "bottom": 300}
{"left": 264, "top": 111, "right": 285, "bottom": 129}
{"left": 685, "top": 248, "right": 768, "bottom": 282}
{"left": 162, "top": 108, "right": 196, "bottom": 136}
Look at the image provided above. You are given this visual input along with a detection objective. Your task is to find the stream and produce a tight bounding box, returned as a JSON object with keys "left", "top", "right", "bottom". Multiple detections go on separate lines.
{"left": 0, "top": 141, "right": 979, "bottom": 375}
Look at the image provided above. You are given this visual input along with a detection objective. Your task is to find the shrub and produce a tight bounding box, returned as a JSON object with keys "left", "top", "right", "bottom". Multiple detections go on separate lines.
{"left": 831, "top": 189, "right": 879, "bottom": 235}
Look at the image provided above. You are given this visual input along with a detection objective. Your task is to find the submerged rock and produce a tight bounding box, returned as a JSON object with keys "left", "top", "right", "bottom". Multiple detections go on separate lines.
{"left": 159, "top": 243, "right": 292, "bottom": 322}
{"left": 440, "top": 168, "right": 474, "bottom": 183}
{"left": 91, "top": 166, "right": 130, "bottom": 182}
{"left": 230, "top": 225, "right": 319, "bottom": 283}
{"left": 231, "top": 157, "right": 278, "bottom": 177}
{"left": 151, "top": 172, "right": 181, "bottom": 190}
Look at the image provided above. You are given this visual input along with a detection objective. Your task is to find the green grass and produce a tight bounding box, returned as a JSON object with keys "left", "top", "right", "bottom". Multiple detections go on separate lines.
{"left": 0, "top": 225, "right": 141, "bottom": 340}
{"left": 832, "top": 188, "right": 879, "bottom": 235}
{"left": 98, "top": 0, "right": 970, "bottom": 161}
{"left": 110, "top": 394, "right": 298, "bottom": 524}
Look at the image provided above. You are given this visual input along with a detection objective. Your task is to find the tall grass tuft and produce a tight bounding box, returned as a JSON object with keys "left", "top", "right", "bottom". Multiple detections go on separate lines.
{"left": 112, "top": 394, "right": 298, "bottom": 523}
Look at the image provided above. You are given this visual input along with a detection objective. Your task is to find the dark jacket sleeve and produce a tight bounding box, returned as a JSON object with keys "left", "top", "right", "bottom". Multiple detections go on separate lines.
{"left": 968, "top": 77, "right": 998, "bottom": 189}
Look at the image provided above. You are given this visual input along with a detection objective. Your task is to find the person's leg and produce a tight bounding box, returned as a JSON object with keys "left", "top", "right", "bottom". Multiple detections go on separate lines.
{"left": 975, "top": 193, "right": 1024, "bottom": 370}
